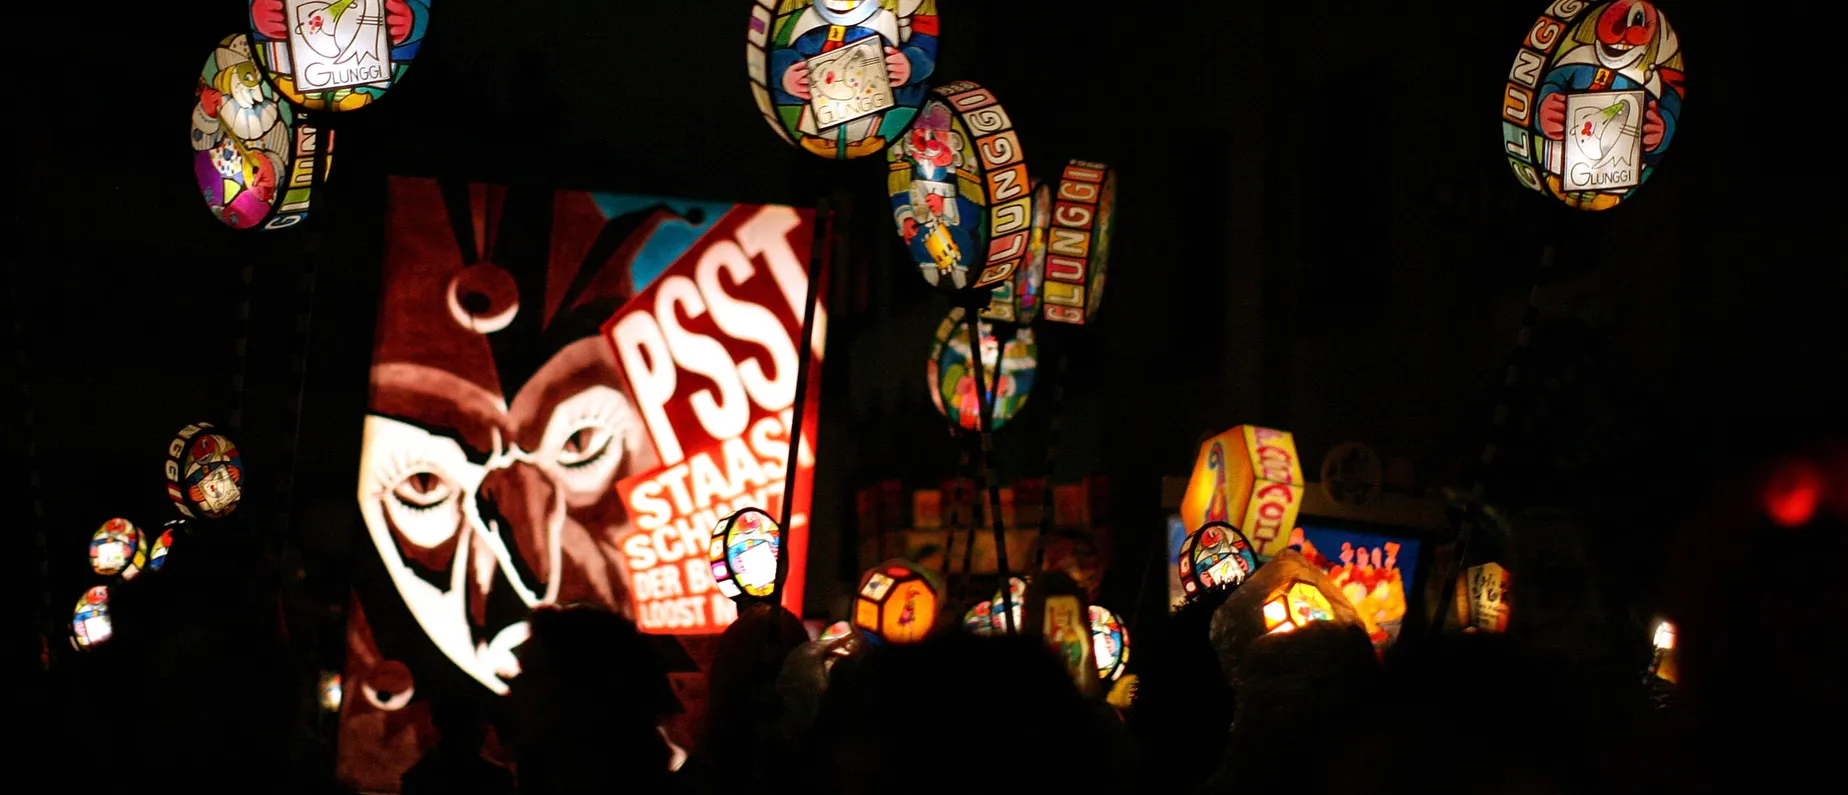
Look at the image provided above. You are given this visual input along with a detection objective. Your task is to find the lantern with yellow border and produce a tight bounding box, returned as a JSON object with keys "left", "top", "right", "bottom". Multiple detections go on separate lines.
{"left": 708, "top": 507, "right": 782, "bottom": 601}
{"left": 1180, "top": 426, "right": 1306, "bottom": 560}
{"left": 852, "top": 559, "right": 943, "bottom": 646}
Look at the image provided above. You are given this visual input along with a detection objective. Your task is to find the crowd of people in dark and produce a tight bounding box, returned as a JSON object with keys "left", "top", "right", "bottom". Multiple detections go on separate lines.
{"left": 29, "top": 442, "right": 1846, "bottom": 795}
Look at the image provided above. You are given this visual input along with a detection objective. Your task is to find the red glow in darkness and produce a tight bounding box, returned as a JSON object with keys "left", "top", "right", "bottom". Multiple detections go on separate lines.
{"left": 1764, "top": 459, "right": 1824, "bottom": 528}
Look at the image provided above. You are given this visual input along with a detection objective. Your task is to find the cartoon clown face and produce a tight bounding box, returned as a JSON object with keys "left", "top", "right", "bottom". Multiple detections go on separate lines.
{"left": 1593, "top": 0, "right": 1658, "bottom": 71}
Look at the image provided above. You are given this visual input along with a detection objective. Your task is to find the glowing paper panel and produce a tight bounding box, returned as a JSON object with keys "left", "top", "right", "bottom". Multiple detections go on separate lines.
{"left": 1456, "top": 562, "right": 1512, "bottom": 633}
{"left": 888, "top": 80, "right": 1029, "bottom": 292}
{"left": 165, "top": 423, "right": 245, "bottom": 520}
{"left": 1289, "top": 526, "right": 1422, "bottom": 650}
{"left": 1179, "top": 426, "right": 1305, "bottom": 560}
{"left": 1089, "top": 605, "right": 1130, "bottom": 682}
{"left": 1177, "top": 522, "right": 1258, "bottom": 601}
{"left": 192, "top": 34, "right": 329, "bottom": 230}
{"left": 927, "top": 307, "right": 1036, "bottom": 432}
{"left": 1503, "top": 0, "right": 1684, "bottom": 210}
{"left": 1041, "top": 161, "right": 1116, "bottom": 325}
{"left": 746, "top": 0, "right": 939, "bottom": 159}
{"left": 89, "top": 518, "right": 148, "bottom": 579}
{"left": 853, "top": 560, "right": 940, "bottom": 645}
{"left": 249, "top": 0, "right": 432, "bottom": 111}
{"left": 71, "top": 586, "right": 113, "bottom": 650}
{"left": 979, "top": 180, "right": 1049, "bottom": 325}
{"left": 707, "top": 508, "right": 782, "bottom": 600}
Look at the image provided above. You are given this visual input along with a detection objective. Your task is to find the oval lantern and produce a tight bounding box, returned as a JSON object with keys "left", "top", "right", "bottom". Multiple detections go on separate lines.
{"left": 148, "top": 520, "right": 184, "bottom": 573}
{"left": 1089, "top": 604, "right": 1130, "bottom": 682}
{"left": 1502, "top": 0, "right": 1685, "bottom": 211}
{"left": 192, "top": 33, "right": 331, "bottom": 230}
{"left": 248, "top": 0, "right": 432, "bottom": 111}
{"left": 708, "top": 507, "right": 782, "bottom": 600}
{"left": 72, "top": 586, "right": 114, "bottom": 651}
{"left": 89, "top": 518, "right": 148, "bottom": 580}
{"left": 165, "top": 423, "right": 246, "bottom": 520}
{"left": 1177, "top": 522, "right": 1258, "bottom": 600}
{"left": 888, "top": 80, "right": 1030, "bottom": 292}
{"left": 1042, "top": 160, "right": 1116, "bottom": 325}
{"left": 851, "top": 559, "right": 942, "bottom": 646}
{"left": 927, "top": 307, "right": 1037, "bottom": 432}
{"left": 746, "top": 0, "right": 940, "bottom": 160}
{"left": 963, "top": 575, "right": 1027, "bottom": 635}
{"left": 979, "top": 179, "right": 1050, "bottom": 325}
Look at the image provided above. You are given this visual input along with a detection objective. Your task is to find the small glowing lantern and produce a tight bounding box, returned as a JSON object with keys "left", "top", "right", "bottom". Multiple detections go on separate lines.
{"left": 89, "top": 518, "right": 148, "bottom": 580}
{"left": 1455, "top": 562, "right": 1512, "bottom": 633}
{"left": 852, "top": 559, "right": 942, "bottom": 646}
{"left": 192, "top": 33, "right": 331, "bottom": 231}
{"left": 888, "top": 80, "right": 1030, "bottom": 292}
{"left": 1024, "top": 572, "right": 1093, "bottom": 693}
{"left": 319, "top": 671, "right": 344, "bottom": 712}
{"left": 819, "top": 620, "right": 853, "bottom": 642}
{"left": 746, "top": 0, "right": 940, "bottom": 160}
{"left": 1261, "top": 581, "right": 1335, "bottom": 635}
{"left": 1089, "top": 605, "right": 1131, "bottom": 682}
{"left": 1649, "top": 619, "right": 1679, "bottom": 683}
{"left": 928, "top": 307, "right": 1037, "bottom": 432}
{"left": 708, "top": 507, "right": 782, "bottom": 600}
{"left": 1180, "top": 426, "right": 1305, "bottom": 560}
{"left": 248, "top": 0, "right": 433, "bottom": 111}
{"left": 71, "top": 586, "right": 114, "bottom": 650}
{"left": 1041, "top": 161, "right": 1116, "bottom": 325}
{"left": 1502, "top": 0, "right": 1686, "bottom": 211}
{"left": 964, "top": 576, "right": 1028, "bottom": 635}
{"left": 147, "top": 520, "right": 184, "bottom": 573}
{"left": 1177, "top": 521, "right": 1259, "bottom": 600}
{"left": 979, "top": 180, "right": 1050, "bottom": 325}
{"left": 164, "top": 423, "right": 245, "bottom": 520}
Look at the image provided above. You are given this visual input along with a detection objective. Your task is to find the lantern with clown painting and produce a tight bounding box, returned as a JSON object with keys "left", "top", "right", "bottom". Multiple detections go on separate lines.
{"left": 889, "top": 81, "right": 1030, "bottom": 294}
{"left": 89, "top": 518, "right": 148, "bottom": 580}
{"left": 708, "top": 507, "right": 783, "bottom": 601}
{"left": 1177, "top": 521, "right": 1259, "bottom": 601}
{"left": 746, "top": 1, "right": 940, "bottom": 160}
{"left": 1503, "top": 0, "right": 1685, "bottom": 211}
{"left": 165, "top": 423, "right": 245, "bottom": 520}
{"left": 192, "top": 33, "right": 331, "bottom": 231}
{"left": 852, "top": 559, "right": 942, "bottom": 646}
{"left": 248, "top": 0, "right": 433, "bottom": 112}
{"left": 979, "top": 180, "right": 1050, "bottom": 325}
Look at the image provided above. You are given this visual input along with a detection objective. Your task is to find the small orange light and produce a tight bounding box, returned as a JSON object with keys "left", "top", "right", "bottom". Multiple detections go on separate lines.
{"left": 1765, "top": 459, "right": 1823, "bottom": 528}
{"left": 1653, "top": 620, "right": 1676, "bottom": 651}
{"left": 1262, "top": 599, "right": 1288, "bottom": 629}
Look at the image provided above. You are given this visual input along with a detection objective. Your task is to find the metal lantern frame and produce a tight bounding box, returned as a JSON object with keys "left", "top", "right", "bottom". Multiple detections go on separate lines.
{"left": 708, "top": 507, "right": 783, "bottom": 601}
{"left": 852, "top": 559, "right": 942, "bottom": 646}
{"left": 89, "top": 518, "right": 148, "bottom": 580}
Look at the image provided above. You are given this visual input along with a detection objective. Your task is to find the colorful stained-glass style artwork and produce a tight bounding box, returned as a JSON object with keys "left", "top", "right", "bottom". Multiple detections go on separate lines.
{"left": 1290, "top": 526, "right": 1422, "bottom": 650}
{"left": 746, "top": 1, "right": 940, "bottom": 160}
{"left": 1179, "top": 426, "right": 1306, "bottom": 560}
{"left": 148, "top": 521, "right": 183, "bottom": 572}
{"left": 89, "top": 518, "right": 148, "bottom": 580}
{"left": 1189, "top": 522, "right": 1259, "bottom": 591}
{"left": 71, "top": 586, "right": 113, "bottom": 650}
{"left": 980, "top": 180, "right": 1049, "bottom": 325}
{"left": 192, "top": 33, "right": 330, "bottom": 231}
{"left": 964, "top": 576, "right": 1027, "bottom": 634}
{"left": 249, "top": 0, "right": 431, "bottom": 111}
{"left": 927, "top": 307, "right": 1037, "bottom": 432}
{"left": 1503, "top": 0, "right": 1685, "bottom": 211}
{"left": 709, "top": 507, "right": 783, "bottom": 600}
{"left": 852, "top": 560, "right": 941, "bottom": 646}
{"left": 1042, "top": 161, "right": 1115, "bottom": 325}
{"left": 165, "top": 423, "right": 245, "bottom": 520}
{"left": 888, "top": 80, "right": 1030, "bottom": 292}
{"left": 1261, "top": 581, "right": 1335, "bottom": 635}
{"left": 1089, "top": 604, "right": 1130, "bottom": 682}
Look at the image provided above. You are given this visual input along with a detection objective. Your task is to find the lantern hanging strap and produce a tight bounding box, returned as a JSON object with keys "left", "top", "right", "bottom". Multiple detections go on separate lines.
{"left": 774, "top": 198, "right": 831, "bottom": 597}
{"left": 963, "top": 306, "right": 1016, "bottom": 635}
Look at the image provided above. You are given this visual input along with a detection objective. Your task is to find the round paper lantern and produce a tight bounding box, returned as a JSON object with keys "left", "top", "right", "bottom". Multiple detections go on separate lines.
{"left": 164, "top": 423, "right": 245, "bottom": 520}
{"left": 1177, "top": 522, "right": 1259, "bottom": 600}
{"left": 708, "top": 507, "right": 782, "bottom": 600}
{"left": 147, "top": 520, "right": 184, "bottom": 573}
{"left": 71, "top": 586, "right": 114, "bottom": 651}
{"left": 979, "top": 179, "right": 1050, "bottom": 325}
{"left": 1503, "top": 0, "right": 1685, "bottom": 211}
{"left": 1260, "top": 580, "right": 1336, "bottom": 635}
{"left": 89, "top": 518, "right": 148, "bottom": 580}
{"left": 1041, "top": 161, "right": 1116, "bottom": 325}
{"left": 1089, "top": 604, "right": 1130, "bottom": 682}
{"left": 192, "top": 33, "right": 331, "bottom": 231}
{"left": 851, "top": 559, "right": 942, "bottom": 646}
{"left": 746, "top": 0, "right": 940, "bottom": 160}
{"left": 963, "top": 576, "right": 1026, "bottom": 635}
{"left": 248, "top": 0, "right": 432, "bottom": 111}
{"left": 888, "top": 80, "right": 1030, "bottom": 292}
{"left": 927, "top": 307, "right": 1037, "bottom": 432}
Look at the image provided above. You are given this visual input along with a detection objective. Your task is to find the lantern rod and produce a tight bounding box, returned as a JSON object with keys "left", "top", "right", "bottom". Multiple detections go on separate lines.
{"left": 773, "top": 199, "right": 831, "bottom": 598}
{"left": 963, "top": 305, "right": 1017, "bottom": 635}
{"left": 1033, "top": 330, "right": 1069, "bottom": 572}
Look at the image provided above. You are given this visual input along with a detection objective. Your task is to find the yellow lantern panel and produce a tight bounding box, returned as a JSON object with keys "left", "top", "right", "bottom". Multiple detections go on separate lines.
{"left": 852, "top": 560, "right": 940, "bottom": 646}
{"left": 1179, "top": 426, "right": 1305, "bottom": 560}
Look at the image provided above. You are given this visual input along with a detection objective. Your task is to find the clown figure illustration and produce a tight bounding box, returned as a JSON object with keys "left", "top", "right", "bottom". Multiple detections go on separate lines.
{"left": 894, "top": 101, "right": 979, "bottom": 288}
{"left": 767, "top": 1, "right": 939, "bottom": 159}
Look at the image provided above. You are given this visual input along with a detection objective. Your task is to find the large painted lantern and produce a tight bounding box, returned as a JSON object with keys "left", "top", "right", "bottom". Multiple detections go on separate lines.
{"left": 927, "top": 307, "right": 1037, "bottom": 432}
{"left": 148, "top": 521, "right": 184, "bottom": 573}
{"left": 979, "top": 180, "right": 1049, "bottom": 325}
{"left": 1042, "top": 161, "right": 1116, "bottom": 325}
{"left": 746, "top": 0, "right": 940, "bottom": 160}
{"left": 852, "top": 559, "right": 942, "bottom": 646}
{"left": 1177, "top": 521, "right": 1259, "bottom": 600}
{"left": 1179, "top": 426, "right": 1305, "bottom": 560}
{"left": 89, "top": 518, "right": 148, "bottom": 580}
{"left": 192, "top": 33, "right": 330, "bottom": 231}
{"left": 71, "top": 586, "right": 114, "bottom": 650}
{"left": 165, "top": 423, "right": 245, "bottom": 520}
{"left": 248, "top": 0, "right": 432, "bottom": 111}
{"left": 1503, "top": 0, "right": 1685, "bottom": 211}
{"left": 708, "top": 507, "right": 783, "bottom": 601}
{"left": 1089, "top": 605, "right": 1130, "bottom": 682}
{"left": 888, "top": 81, "right": 1030, "bottom": 292}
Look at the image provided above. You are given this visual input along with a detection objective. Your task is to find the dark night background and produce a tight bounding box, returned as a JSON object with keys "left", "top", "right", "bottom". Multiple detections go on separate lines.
{"left": 9, "top": 0, "right": 1845, "bottom": 715}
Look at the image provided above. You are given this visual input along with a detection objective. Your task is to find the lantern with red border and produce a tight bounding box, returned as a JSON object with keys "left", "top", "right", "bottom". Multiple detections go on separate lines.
{"left": 852, "top": 559, "right": 942, "bottom": 646}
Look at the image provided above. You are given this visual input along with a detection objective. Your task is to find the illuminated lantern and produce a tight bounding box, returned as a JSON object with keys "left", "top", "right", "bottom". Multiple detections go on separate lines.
{"left": 1041, "top": 160, "right": 1116, "bottom": 325}
{"left": 319, "top": 671, "right": 344, "bottom": 712}
{"left": 851, "top": 559, "right": 942, "bottom": 646}
{"left": 888, "top": 80, "right": 1030, "bottom": 292}
{"left": 164, "top": 423, "right": 245, "bottom": 520}
{"left": 979, "top": 180, "right": 1049, "bottom": 325}
{"left": 1179, "top": 426, "right": 1305, "bottom": 560}
{"left": 71, "top": 586, "right": 113, "bottom": 651}
{"left": 248, "top": 0, "right": 433, "bottom": 112}
{"left": 147, "top": 520, "right": 184, "bottom": 573}
{"left": 1260, "top": 581, "right": 1336, "bottom": 635}
{"left": 745, "top": 0, "right": 940, "bottom": 160}
{"left": 89, "top": 518, "right": 148, "bottom": 580}
{"left": 1454, "top": 562, "right": 1512, "bottom": 633}
{"left": 1024, "top": 573, "right": 1094, "bottom": 694}
{"left": 1649, "top": 619, "right": 1679, "bottom": 683}
{"left": 927, "top": 307, "right": 1037, "bottom": 432}
{"left": 192, "top": 33, "right": 331, "bottom": 231}
{"left": 1177, "top": 521, "right": 1259, "bottom": 600}
{"left": 819, "top": 620, "right": 853, "bottom": 642}
{"left": 1503, "top": 0, "right": 1685, "bottom": 211}
{"left": 708, "top": 507, "right": 782, "bottom": 600}
{"left": 1089, "top": 605, "right": 1130, "bottom": 682}
{"left": 964, "top": 575, "right": 1027, "bottom": 635}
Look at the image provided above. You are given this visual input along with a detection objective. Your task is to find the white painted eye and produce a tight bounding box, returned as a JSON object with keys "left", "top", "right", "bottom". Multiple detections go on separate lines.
{"left": 362, "top": 659, "right": 415, "bottom": 711}
{"left": 361, "top": 417, "right": 483, "bottom": 551}
{"left": 539, "top": 386, "right": 634, "bottom": 506}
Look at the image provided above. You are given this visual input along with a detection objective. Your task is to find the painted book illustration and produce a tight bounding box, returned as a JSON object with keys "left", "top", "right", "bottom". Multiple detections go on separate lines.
{"left": 1561, "top": 90, "right": 1645, "bottom": 192}
{"left": 804, "top": 35, "right": 895, "bottom": 129}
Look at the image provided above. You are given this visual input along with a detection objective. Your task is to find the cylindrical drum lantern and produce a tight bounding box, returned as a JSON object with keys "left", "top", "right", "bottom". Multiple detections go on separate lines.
{"left": 165, "top": 423, "right": 245, "bottom": 520}
{"left": 1041, "top": 160, "right": 1116, "bottom": 325}
{"left": 708, "top": 507, "right": 782, "bottom": 601}
{"left": 888, "top": 80, "right": 1030, "bottom": 293}
{"left": 89, "top": 518, "right": 148, "bottom": 580}
{"left": 746, "top": 0, "right": 940, "bottom": 159}
{"left": 192, "top": 33, "right": 331, "bottom": 230}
